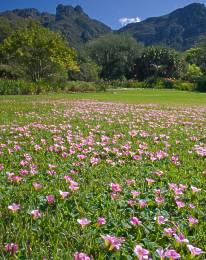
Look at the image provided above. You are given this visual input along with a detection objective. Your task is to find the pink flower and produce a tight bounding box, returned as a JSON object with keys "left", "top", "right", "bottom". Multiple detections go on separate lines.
{"left": 90, "top": 157, "right": 99, "bottom": 165}
{"left": 174, "top": 233, "right": 189, "bottom": 244}
{"left": 126, "top": 179, "right": 136, "bottom": 186}
{"left": 8, "top": 203, "right": 21, "bottom": 213}
{"left": 10, "top": 175, "right": 22, "bottom": 183}
{"left": 46, "top": 195, "right": 55, "bottom": 205}
{"left": 77, "top": 154, "right": 86, "bottom": 160}
{"left": 97, "top": 217, "right": 106, "bottom": 226}
{"left": 146, "top": 178, "right": 155, "bottom": 185}
{"left": 164, "top": 249, "right": 181, "bottom": 259}
{"left": 59, "top": 190, "right": 70, "bottom": 199}
{"left": 128, "top": 199, "right": 136, "bottom": 206}
{"left": 131, "top": 191, "right": 141, "bottom": 198}
{"left": 175, "top": 200, "right": 185, "bottom": 209}
{"left": 110, "top": 183, "right": 121, "bottom": 193}
{"left": 77, "top": 218, "right": 91, "bottom": 227}
{"left": 31, "top": 209, "right": 41, "bottom": 219}
{"left": 73, "top": 252, "right": 91, "bottom": 260}
{"left": 33, "top": 182, "right": 42, "bottom": 190}
{"left": 133, "top": 155, "right": 141, "bottom": 161}
{"left": 111, "top": 192, "right": 119, "bottom": 200}
{"left": 129, "top": 217, "right": 141, "bottom": 226}
{"left": 155, "top": 196, "right": 165, "bottom": 205}
{"left": 154, "top": 170, "right": 164, "bottom": 176}
{"left": 134, "top": 245, "right": 150, "bottom": 260}
{"left": 0, "top": 163, "right": 4, "bottom": 171}
{"left": 154, "top": 189, "right": 162, "bottom": 195}
{"left": 171, "top": 155, "right": 180, "bottom": 165}
{"left": 101, "top": 235, "right": 125, "bottom": 251}
{"left": 189, "top": 204, "right": 195, "bottom": 209}
{"left": 187, "top": 244, "right": 204, "bottom": 256}
{"left": 69, "top": 180, "right": 79, "bottom": 191}
{"left": 156, "top": 248, "right": 165, "bottom": 259}
{"left": 169, "top": 183, "right": 178, "bottom": 191}
{"left": 64, "top": 175, "right": 73, "bottom": 183}
{"left": 139, "top": 199, "right": 147, "bottom": 208}
{"left": 188, "top": 216, "right": 199, "bottom": 225}
{"left": 191, "top": 186, "right": 201, "bottom": 193}
{"left": 129, "top": 130, "right": 137, "bottom": 137}
{"left": 164, "top": 228, "right": 176, "bottom": 237}
{"left": 179, "top": 183, "right": 187, "bottom": 190}
{"left": 155, "top": 216, "right": 168, "bottom": 225}
{"left": 5, "top": 243, "right": 18, "bottom": 254}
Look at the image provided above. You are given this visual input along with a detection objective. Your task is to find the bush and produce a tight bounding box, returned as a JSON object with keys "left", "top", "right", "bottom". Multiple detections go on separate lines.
{"left": 185, "top": 64, "right": 203, "bottom": 82}
{"left": 124, "top": 81, "right": 146, "bottom": 89}
{"left": 134, "top": 47, "right": 186, "bottom": 80}
{"left": 0, "top": 79, "right": 111, "bottom": 95}
{"left": 64, "top": 81, "right": 97, "bottom": 93}
{"left": 0, "top": 79, "right": 57, "bottom": 95}
{"left": 161, "top": 78, "right": 176, "bottom": 89}
{"left": 0, "top": 64, "right": 24, "bottom": 80}
{"left": 0, "top": 80, "right": 35, "bottom": 95}
{"left": 174, "top": 82, "right": 195, "bottom": 91}
{"left": 105, "top": 80, "right": 146, "bottom": 89}
{"left": 143, "top": 77, "right": 195, "bottom": 91}
{"left": 195, "top": 76, "right": 206, "bottom": 92}
{"left": 144, "top": 77, "right": 162, "bottom": 88}
{"left": 68, "top": 61, "right": 100, "bottom": 82}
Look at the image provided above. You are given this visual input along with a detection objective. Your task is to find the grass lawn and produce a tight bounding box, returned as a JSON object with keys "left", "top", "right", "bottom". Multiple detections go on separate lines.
{"left": 0, "top": 89, "right": 205, "bottom": 259}
{"left": 0, "top": 89, "right": 206, "bottom": 107}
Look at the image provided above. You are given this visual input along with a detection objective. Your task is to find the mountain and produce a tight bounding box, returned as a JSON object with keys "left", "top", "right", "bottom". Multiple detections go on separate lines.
{"left": 118, "top": 3, "right": 206, "bottom": 50}
{"left": 0, "top": 4, "right": 112, "bottom": 47}
{"left": 1, "top": 3, "right": 206, "bottom": 50}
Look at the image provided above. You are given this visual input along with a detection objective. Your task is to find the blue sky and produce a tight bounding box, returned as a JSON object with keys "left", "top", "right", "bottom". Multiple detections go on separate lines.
{"left": 0, "top": 0, "right": 204, "bottom": 29}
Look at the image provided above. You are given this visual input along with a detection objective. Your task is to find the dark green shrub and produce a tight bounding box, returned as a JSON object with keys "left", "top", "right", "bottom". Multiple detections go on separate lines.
{"left": 0, "top": 79, "right": 55, "bottom": 95}
{"left": 0, "top": 80, "right": 36, "bottom": 95}
{"left": 185, "top": 64, "right": 203, "bottom": 82}
{"left": 106, "top": 80, "right": 125, "bottom": 89}
{"left": 144, "top": 77, "right": 179, "bottom": 89}
{"left": 125, "top": 81, "right": 146, "bottom": 88}
{"left": 105, "top": 80, "right": 146, "bottom": 89}
{"left": 64, "top": 81, "right": 97, "bottom": 92}
{"left": 161, "top": 78, "right": 176, "bottom": 89}
{"left": 174, "top": 81, "right": 195, "bottom": 91}
{"left": 144, "top": 77, "right": 160, "bottom": 88}
{"left": 195, "top": 76, "right": 206, "bottom": 92}
{"left": 96, "top": 82, "right": 110, "bottom": 92}
{"left": 0, "top": 64, "right": 24, "bottom": 80}
{"left": 68, "top": 61, "right": 100, "bottom": 82}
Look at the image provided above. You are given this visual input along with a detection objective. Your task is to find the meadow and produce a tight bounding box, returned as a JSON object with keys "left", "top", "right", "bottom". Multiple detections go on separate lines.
{"left": 0, "top": 89, "right": 205, "bottom": 259}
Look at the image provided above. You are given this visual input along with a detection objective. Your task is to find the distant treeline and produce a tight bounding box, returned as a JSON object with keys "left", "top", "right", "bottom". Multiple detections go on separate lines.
{"left": 0, "top": 21, "right": 206, "bottom": 94}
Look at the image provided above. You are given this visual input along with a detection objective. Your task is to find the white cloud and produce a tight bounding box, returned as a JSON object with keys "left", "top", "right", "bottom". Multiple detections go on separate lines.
{"left": 119, "top": 17, "right": 141, "bottom": 27}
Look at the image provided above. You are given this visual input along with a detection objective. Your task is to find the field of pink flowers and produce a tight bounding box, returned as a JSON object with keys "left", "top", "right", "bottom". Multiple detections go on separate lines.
{"left": 0, "top": 99, "right": 205, "bottom": 259}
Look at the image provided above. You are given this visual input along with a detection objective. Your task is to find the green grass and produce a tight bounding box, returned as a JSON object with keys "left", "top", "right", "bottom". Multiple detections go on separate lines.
{"left": 0, "top": 89, "right": 206, "bottom": 107}
{"left": 0, "top": 90, "right": 205, "bottom": 259}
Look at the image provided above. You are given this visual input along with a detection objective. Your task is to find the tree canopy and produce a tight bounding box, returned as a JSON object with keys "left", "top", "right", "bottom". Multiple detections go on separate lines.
{"left": 134, "top": 47, "right": 185, "bottom": 80}
{"left": 0, "top": 22, "right": 79, "bottom": 81}
{"left": 86, "top": 34, "right": 143, "bottom": 80}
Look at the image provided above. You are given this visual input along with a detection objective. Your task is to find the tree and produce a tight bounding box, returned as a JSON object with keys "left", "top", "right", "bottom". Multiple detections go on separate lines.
{"left": 185, "top": 64, "right": 203, "bottom": 82}
{"left": 86, "top": 34, "right": 143, "bottom": 80}
{"left": 0, "top": 22, "right": 79, "bottom": 81}
{"left": 0, "top": 18, "right": 13, "bottom": 43}
{"left": 186, "top": 35, "right": 206, "bottom": 73}
{"left": 68, "top": 49, "right": 100, "bottom": 82}
{"left": 134, "top": 46, "right": 185, "bottom": 80}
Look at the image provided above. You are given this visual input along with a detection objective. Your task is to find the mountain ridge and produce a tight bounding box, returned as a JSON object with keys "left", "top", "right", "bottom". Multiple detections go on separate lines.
{"left": 0, "top": 3, "right": 206, "bottom": 50}
{"left": 118, "top": 3, "right": 206, "bottom": 50}
{"left": 0, "top": 4, "right": 112, "bottom": 47}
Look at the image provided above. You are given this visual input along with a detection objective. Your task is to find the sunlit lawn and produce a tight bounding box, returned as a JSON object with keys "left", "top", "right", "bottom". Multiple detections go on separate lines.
{"left": 0, "top": 89, "right": 205, "bottom": 259}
